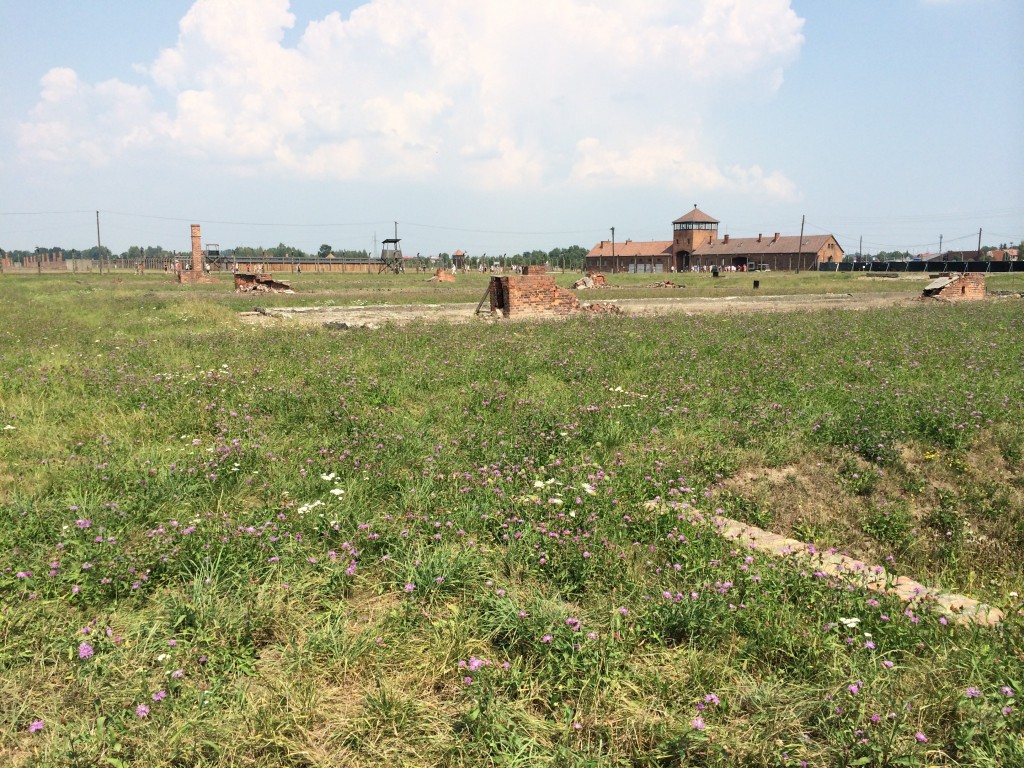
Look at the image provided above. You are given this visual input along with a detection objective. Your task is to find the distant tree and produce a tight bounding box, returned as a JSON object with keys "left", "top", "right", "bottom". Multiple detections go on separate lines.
{"left": 550, "top": 245, "right": 588, "bottom": 271}
{"left": 875, "top": 250, "right": 913, "bottom": 262}
{"left": 80, "top": 246, "right": 112, "bottom": 261}
{"left": 317, "top": 244, "right": 332, "bottom": 259}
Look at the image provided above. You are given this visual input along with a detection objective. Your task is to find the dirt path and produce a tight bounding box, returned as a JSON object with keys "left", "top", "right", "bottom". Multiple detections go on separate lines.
{"left": 240, "top": 291, "right": 920, "bottom": 327}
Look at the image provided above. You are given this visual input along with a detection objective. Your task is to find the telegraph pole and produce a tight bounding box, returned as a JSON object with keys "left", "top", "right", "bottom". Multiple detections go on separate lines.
{"left": 610, "top": 226, "right": 615, "bottom": 273}
{"left": 95, "top": 210, "right": 104, "bottom": 274}
{"left": 977, "top": 228, "right": 982, "bottom": 263}
{"left": 795, "top": 214, "right": 805, "bottom": 272}
{"left": 939, "top": 235, "right": 943, "bottom": 260}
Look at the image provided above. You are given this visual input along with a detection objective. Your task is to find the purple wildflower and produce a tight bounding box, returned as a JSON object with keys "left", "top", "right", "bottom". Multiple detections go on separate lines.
{"left": 78, "top": 642, "right": 94, "bottom": 660}
{"left": 29, "top": 719, "right": 44, "bottom": 733}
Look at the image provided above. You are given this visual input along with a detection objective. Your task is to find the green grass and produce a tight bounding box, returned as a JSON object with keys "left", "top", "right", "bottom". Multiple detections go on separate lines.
{"left": 1, "top": 272, "right": 1022, "bottom": 766}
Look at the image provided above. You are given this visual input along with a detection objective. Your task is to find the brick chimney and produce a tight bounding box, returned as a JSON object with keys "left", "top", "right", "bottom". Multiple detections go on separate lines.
{"left": 757, "top": 233, "right": 762, "bottom": 242}
{"left": 773, "top": 232, "right": 780, "bottom": 242}
{"left": 723, "top": 234, "right": 730, "bottom": 244}
{"left": 191, "top": 224, "right": 203, "bottom": 272}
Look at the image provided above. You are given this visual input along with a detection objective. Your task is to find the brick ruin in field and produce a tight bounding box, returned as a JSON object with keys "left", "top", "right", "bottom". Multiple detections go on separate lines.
{"left": 234, "top": 273, "right": 294, "bottom": 293}
{"left": 921, "top": 272, "right": 985, "bottom": 302}
{"left": 177, "top": 224, "right": 213, "bottom": 284}
{"left": 488, "top": 264, "right": 580, "bottom": 318}
{"left": 572, "top": 272, "right": 609, "bottom": 290}
{"left": 428, "top": 268, "right": 456, "bottom": 283}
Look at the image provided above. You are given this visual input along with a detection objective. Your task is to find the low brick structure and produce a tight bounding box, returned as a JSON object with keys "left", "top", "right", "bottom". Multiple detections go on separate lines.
{"left": 922, "top": 272, "right": 985, "bottom": 302}
{"left": 488, "top": 271, "right": 580, "bottom": 318}
{"left": 234, "top": 273, "right": 294, "bottom": 293}
{"left": 428, "top": 268, "right": 456, "bottom": 283}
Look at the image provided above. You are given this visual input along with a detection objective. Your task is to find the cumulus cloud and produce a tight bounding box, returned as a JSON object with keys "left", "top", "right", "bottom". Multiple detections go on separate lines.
{"left": 17, "top": 0, "right": 804, "bottom": 197}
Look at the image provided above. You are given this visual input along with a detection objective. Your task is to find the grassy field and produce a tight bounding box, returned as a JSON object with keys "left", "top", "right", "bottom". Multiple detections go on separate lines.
{"left": 30, "top": 266, "right": 1019, "bottom": 309}
{"left": 1, "top": 272, "right": 1022, "bottom": 766}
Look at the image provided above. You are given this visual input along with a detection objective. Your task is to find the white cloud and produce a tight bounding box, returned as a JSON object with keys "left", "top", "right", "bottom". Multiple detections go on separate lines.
{"left": 17, "top": 0, "right": 804, "bottom": 197}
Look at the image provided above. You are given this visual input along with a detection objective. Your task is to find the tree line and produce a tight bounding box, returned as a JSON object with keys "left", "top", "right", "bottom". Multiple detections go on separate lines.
{"left": 1, "top": 243, "right": 594, "bottom": 270}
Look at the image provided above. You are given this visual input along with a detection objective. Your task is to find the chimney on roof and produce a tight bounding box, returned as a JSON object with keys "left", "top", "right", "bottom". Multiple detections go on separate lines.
{"left": 773, "top": 233, "right": 780, "bottom": 241}
{"left": 723, "top": 234, "right": 729, "bottom": 244}
{"left": 626, "top": 239, "right": 632, "bottom": 243}
{"left": 757, "top": 233, "right": 762, "bottom": 243}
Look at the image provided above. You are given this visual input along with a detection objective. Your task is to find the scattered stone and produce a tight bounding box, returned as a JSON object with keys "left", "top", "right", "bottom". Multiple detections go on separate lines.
{"left": 572, "top": 276, "right": 596, "bottom": 290}
{"left": 581, "top": 302, "right": 623, "bottom": 314}
{"left": 324, "top": 321, "right": 380, "bottom": 330}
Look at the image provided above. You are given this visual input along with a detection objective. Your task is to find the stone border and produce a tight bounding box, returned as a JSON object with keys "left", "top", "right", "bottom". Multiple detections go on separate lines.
{"left": 711, "top": 515, "right": 1004, "bottom": 627}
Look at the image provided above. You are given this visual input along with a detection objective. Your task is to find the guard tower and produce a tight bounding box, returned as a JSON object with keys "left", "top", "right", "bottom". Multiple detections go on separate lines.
{"left": 379, "top": 238, "right": 404, "bottom": 273}
{"left": 672, "top": 206, "right": 719, "bottom": 271}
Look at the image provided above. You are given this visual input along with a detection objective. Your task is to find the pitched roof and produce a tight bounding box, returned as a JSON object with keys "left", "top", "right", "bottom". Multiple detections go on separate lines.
{"left": 694, "top": 234, "right": 841, "bottom": 257}
{"left": 673, "top": 207, "right": 719, "bottom": 225}
{"left": 586, "top": 240, "right": 672, "bottom": 258}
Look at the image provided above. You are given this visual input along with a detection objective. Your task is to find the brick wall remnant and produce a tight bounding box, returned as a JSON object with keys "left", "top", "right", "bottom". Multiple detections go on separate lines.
{"left": 488, "top": 273, "right": 580, "bottom": 318}
{"left": 922, "top": 272, "right": 985, "bottom": 302}
{"left": 428, "top": 268, "right": 455, "bottom": 283}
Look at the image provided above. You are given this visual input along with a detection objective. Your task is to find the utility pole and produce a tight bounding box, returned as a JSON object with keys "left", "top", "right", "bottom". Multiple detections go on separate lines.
{"left": 795, "top": 214, "right": 805, "bottom": 273}
{"left": 95, "top": 210, "right": 104, "bottom": 274}
{"left": 977, "top": 228, "right": 982, "bottom": 263}
{"left": 859, "top": 236, "right": 863, "bottom": 265}
{"left": 610, "top": 226, "right": 616, "bottom": 274}
{"left": 939, "top": 235, "right": 943, "bottom": 261}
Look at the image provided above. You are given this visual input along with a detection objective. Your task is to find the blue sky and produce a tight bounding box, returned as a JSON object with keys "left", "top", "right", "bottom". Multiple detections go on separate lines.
{"left": 1, "top": 0, "right": 1021, "bottom": 257}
